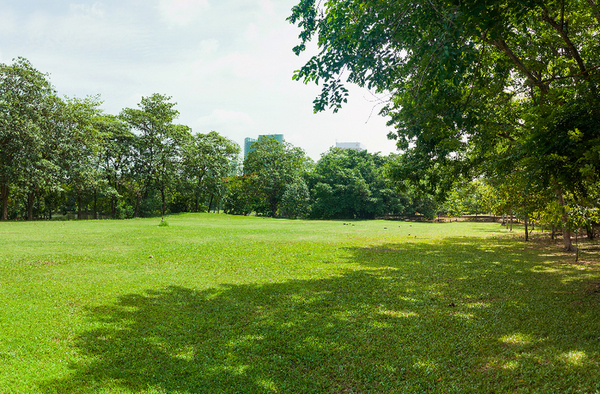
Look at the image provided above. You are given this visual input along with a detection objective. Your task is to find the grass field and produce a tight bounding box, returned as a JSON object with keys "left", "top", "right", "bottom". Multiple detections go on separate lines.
{"left": 1, "top": 213, "right": 599, "bottom": 393}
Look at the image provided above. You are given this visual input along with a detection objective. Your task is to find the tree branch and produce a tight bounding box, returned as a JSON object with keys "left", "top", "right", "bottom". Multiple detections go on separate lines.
{"left": 542, "top": 63, "right": 600, "bottom": 84}
{"left": 489, "top": 38, "right": 549, "bottom": 95}
{"left": 541, "top": 7, "right": 589, "bottom": 79}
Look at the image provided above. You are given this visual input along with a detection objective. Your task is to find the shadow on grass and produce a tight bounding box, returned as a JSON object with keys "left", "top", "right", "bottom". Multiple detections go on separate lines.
{"left": 41, "top": 238, "right": 600, "bottom": 393}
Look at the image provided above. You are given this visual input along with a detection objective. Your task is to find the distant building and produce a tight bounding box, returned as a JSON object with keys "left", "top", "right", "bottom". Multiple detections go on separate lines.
{"left": 244, "top": 134, "right": 284, "bottom": 157}
{"left": 335, "top": 142, "right": 366, "bottom": 151}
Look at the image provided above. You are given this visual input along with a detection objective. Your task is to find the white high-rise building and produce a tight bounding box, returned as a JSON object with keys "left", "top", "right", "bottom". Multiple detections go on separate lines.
{"left": 335, "top": 142, "right": 366, "bottom": 151}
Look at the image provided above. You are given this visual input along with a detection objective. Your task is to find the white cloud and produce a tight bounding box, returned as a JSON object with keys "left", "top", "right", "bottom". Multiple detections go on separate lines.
{"left": 158, "top": 0, "right": 210, "bottom": 27}
{"left": 198, "top": 39, "right": 219, "bottom": 54}
{"left": 195, "top": 51, "right": 259, "bottom": 80}
{"left": 197, "top": 109, "right": 255, "bottom": 129}
{"left": 245, "top": 23, "right": 259, "bottom": 42}
{"left": 259, "top": 0, "right": 276, "bottom": 16}
{"left": 70, "top": 3, "right": 106, "bottom": 18}
{"left": 0, "top": 10, "right": 17, "bottom": 35}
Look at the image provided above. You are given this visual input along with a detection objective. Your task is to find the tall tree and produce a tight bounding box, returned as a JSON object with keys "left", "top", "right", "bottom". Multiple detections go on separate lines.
{"left": 121, "top": 94, "right": 192, "bottom": 218}
{"left": 60, "top": 96, "right": 104, "bottom": 220}
{"left": 96, "top": 114, "right": 138, "bottom": 218}
{"left": 0, "top": 57, "right": 56, "bottom": 220}
{"left": 182, "top": 131, "right": 240, "bottom": 212}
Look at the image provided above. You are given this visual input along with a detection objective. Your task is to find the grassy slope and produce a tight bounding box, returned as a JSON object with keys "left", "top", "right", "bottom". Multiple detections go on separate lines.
{"left": 0, "top": 214, "right": 599, "bottom": 393}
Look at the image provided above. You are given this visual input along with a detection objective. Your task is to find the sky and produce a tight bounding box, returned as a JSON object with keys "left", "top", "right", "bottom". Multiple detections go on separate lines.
{"left": 0, "top": 0, "right": 399, "bottom": 160}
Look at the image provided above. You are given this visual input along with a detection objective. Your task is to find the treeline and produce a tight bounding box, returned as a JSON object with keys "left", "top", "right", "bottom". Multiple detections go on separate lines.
{"left": 1, "top": 58, "right": 434, "bottom": 221}
{"left": 0, "top": 58, "right": 240, "bottom": 220}
{"left": 225, "top": 137, "right": 436, "bottom": 220}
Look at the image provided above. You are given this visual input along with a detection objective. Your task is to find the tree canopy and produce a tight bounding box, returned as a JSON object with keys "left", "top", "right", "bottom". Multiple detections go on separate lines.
{"left": 289, "top": 0, "right": 600, "bottom": 248}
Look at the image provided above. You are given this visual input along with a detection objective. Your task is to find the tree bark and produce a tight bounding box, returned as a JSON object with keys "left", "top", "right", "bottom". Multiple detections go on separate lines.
{"left": 134, "top": 193, "right": 141, "bottom": 218}
{"left": 587, "top": 226, "right": 595, "bottom": 240}
{"left": 556, "top": 189, "right": 574, "bottom": 251}
{"left": 78, "top": 195, "right": 83, "bottom": 220}
{"left": 161, "top": 189, "right": 166, "bottom": 218}
{"left": 524, "top": 213, "right": 529, "bottom": 242}
{"left": 208, "top": 194, "right": 214, "bottom": 213}
{"left": 93, "top": 191, "right": 98, "bottom": 220}
{"left": 1, "top": 182, "right": 8, "bottom": 220}
{"left": 27, "top": 192, "right": 35, "bottom": 221}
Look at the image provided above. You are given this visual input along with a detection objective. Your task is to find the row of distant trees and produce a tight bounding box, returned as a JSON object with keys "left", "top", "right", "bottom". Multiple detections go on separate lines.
{"left": 0, "top": 58, "right": 240, "bottom": 221}
{"left": 235, "top": 136, "right": 599, "bottom": 242}
{"left": 1, "top": 58, "right": 433, "bottom": 221}
{"left": 226, "top": 137, "right": 437, "bottom": 220}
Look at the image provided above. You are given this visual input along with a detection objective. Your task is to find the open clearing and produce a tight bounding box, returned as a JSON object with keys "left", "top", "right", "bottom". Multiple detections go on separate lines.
{"left": 1, "top": 214, "right": 599, "bottom": 393}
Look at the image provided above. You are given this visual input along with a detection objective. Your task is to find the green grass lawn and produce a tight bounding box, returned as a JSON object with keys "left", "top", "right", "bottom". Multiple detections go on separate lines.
{"left": 1, "top": 214, "right": 599, "bottom": 393}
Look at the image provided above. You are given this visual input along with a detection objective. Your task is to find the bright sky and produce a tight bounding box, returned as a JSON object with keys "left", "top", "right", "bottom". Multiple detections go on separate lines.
{"left": 0, "top": 0, "right": 398, "bottom": 160}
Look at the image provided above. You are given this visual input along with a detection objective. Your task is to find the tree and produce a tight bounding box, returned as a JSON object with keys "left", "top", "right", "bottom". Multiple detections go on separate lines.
{"left": 243, "top": 137, "right": 310, "bottom": 217}
{"left": 181, "top": 131, "right": 240, "bottom": 213}
{"left": 290, "top": 0, "right": 600, "bottom": 249}
{"left": 308, "top": 148, "right": 394, "bottom": 219}
{"left": 60, "top": 96, "right": 104, "bottom": 220}
{"left": 280, "top": 177, "right": 311, "bottom": 219}
{"left": 223, "top": 175, "right": 259, "bottom": 216}
{"left": 0, "top": 57, "right": 57, "bottom": 220}
{"left": 96, "top": 114, "right": 138, "bottom": 218}
{"left": 121, "top": 94, "right": 192, "bottom": 218}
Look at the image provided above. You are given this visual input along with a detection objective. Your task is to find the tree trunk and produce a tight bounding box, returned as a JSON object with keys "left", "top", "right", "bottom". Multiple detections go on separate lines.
{"left": 587, "top": 226, "right": 595, "bottom": 240}
{"left": 47, "top": 196, "right": 53, "bottom": 220}
{"left": 27, "top": 192, "right": 35, "bottom": 221}
{"left": 93, "top": 191, "right": 98, "bottom": 220}
{"left": 271, "top": 198, "right": 278, "bottom": 218}
{"left": 524, "top": 213, "right": 529, "bottom": 242}
{"left": 556, "top": 189, "right": 574, "bottom": 251}
{"left": 1, "top": 182, "right": 8, "bottom": 220}
{"left": 134, "top": 194, "right": 141, "bottom": 218}
{"left": 78, "top": 195, "right": 83, "bottom": 220}
{"left": 208, "top": 194, "right": 214, "bottom": 213}
{"left": 161, "top": 189, "right": 166, "bottom": 219}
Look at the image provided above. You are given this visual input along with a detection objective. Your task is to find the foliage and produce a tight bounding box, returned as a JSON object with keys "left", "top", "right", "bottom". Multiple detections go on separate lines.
{"left": 243, "top": 136, "right": 310, "bottom": 217}
{"left": 181, "top": 131, "right": 240, "bottom": 213}
{"left": 289, "top": 0, "right": 600, "bottom": 244}
{"left": 308, "top": 148, "right": 404, "bottom": 219}
{"left": 0, "top": 58, "right": 107, "bottom": 220}
{"left": 121, "top": 94, "right": 192, "bottom": 218}
{"left": 0, "top": 57, "right": 59, "bottom": 220}
{"left": 279, "top": 177, "right": 311, "bottom": 219}
{"left": 223, "top": 175, "right": 259, "bottom": 216}
{"left": 0, "top": 58, "right": 245, "bottom": 221}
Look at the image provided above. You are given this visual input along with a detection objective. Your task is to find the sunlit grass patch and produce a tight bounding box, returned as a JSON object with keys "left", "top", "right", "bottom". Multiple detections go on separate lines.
{"left": 558, "top": 350, "right": 590, "bottom": 367}
{"left": 500, "top": 333, "right": 536, "bottom": 347}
